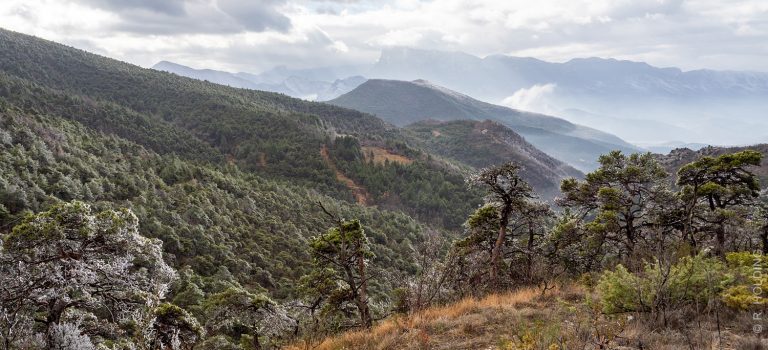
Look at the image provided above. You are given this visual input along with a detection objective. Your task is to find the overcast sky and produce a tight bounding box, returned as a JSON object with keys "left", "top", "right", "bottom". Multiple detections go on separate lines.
{"left": 2, "top": 0, "right": 767, "bottom": 74}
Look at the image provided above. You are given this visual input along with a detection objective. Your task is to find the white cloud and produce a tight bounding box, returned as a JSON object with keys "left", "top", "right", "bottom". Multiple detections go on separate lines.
{"left": 330, "top": 40, "right": 349, "bottom": 52}
{"left": 0, "top": 0, "right": 767, "bottom": 73}
{"left": 501, "top": 83, "right": 557, "bottom": 112}
{"left": 371, "top": 29, "right": 424, "bottom": 47}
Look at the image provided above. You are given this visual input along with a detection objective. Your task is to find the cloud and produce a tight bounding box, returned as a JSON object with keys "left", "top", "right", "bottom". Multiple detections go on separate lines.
{"left": 70, "top": 0, "right": 293, "bottom": 35}
{"left": 501, "top": 83, "right": 557, "bottom": 112}
{"left": 217, "top": 0, "right": 291, "bottom": 32}
{"left": 1, "top": 0, "right": 767, "bottom": 73}
{"left": 80, "top": 0, "right": 187, "bottom": 16}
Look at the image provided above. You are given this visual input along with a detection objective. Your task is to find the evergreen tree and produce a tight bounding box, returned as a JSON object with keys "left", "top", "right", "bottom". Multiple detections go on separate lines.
{"left": 300, "top": 208, "right": 374, "bottom": 328}
{"left": 203, "top": 288, "right": 292, "bottom": 350}
{"left": 469, "top": 162, "right": 534, "bottom": 289}
{"left": 558, "top": 152, "right": 668, "bottom": 264}
{"left": 677, "top": 150, "right": 762, "bottom": 257}
{"left": 0, "top": 201, "right": 176, "bottom": 349}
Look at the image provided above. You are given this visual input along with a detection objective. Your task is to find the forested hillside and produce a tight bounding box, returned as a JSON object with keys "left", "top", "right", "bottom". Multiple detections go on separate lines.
{"left": 0, "top": 83, "right": 436, "bottom": 347}
{"left": 0, "top": 97, "right": 427, "bottom": 294}
{"left": 0, "top": 28, "right": 482, "bottom": 229}
{"left": 405, "top": 119, "right": 583, "bottom": 198}
{"left": 2, "top": 28, "right": 768, "bottom": 350}
{"left": 0, "top": 28, "right": 482, "bottom": 348}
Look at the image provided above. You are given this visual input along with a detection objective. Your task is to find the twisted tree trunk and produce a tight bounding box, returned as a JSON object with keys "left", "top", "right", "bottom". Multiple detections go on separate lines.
{"left": 490, "top": 206, "right": 511, "bottom": 290}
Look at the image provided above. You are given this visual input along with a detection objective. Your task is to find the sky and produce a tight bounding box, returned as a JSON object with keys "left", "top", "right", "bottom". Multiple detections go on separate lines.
{"left": 1, "top": 0, "right": 767, "bottom": 74}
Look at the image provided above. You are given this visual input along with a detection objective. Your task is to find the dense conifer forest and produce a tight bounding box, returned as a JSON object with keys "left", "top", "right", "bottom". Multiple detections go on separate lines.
{"left": 1, "top": 28, "right": 768, "bottom": 349}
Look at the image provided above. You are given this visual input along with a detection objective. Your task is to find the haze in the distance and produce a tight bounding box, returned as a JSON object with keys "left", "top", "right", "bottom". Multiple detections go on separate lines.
{"left": 2, "top": 0, "right": 767, "bottom": 72}
{"left": 2, "top": 0, "right": 767, "bottom": 147}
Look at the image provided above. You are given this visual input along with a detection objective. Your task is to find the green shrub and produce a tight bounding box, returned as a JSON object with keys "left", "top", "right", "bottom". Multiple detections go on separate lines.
{"left": 597, "top": 264, "right": 652, "bottom": 313}
{"left": 721, "top": 252, "right": 768, "bottom": 310}
{"left": 597, "top": 255, "right": 734, "bottom": 314}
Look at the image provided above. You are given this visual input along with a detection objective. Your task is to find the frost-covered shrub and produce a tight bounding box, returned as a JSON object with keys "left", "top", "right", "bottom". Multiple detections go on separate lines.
{"left": 0, "top": 201, "right": 178, "bottom": 348}
{"left": 49, "top": 322, "right": 95, "bottom": 350}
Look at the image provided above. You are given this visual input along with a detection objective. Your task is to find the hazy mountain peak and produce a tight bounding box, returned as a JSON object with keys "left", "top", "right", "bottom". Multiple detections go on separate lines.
{"left": 150, "top": 60, "right": 366, "bottom": 100}
{"left": 378, "top": 46, "right": 478, "bottom": 61}
{"left": 330, "top": 78, "right": 636, "bottom": 171}
{"left": 153, "top": 60, "right": 180, "bottom": 68}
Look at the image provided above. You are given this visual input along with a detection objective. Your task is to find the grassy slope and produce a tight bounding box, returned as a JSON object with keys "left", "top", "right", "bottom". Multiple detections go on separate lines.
{"left": 288, "top": 285, "right": 766, "bottom": 350}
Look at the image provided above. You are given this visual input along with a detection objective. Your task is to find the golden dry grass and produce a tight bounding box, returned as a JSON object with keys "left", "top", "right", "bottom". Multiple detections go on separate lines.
{"left": 284, "top": 286, "right": 572, "bottom": 350}
{"left": 283, "top": 283, "right": 768, "bottom": 350}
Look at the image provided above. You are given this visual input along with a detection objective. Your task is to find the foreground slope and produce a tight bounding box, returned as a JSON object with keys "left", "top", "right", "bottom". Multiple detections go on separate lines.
{"left": 330, "top": 79, "right": 636, "bottom": 171}
{"left": 287, "top": 285, "right": 765, "bottom": 350}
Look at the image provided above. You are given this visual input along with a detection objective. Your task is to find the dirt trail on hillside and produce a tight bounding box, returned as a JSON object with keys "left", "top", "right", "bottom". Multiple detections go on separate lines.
{"left": 320, "top": 145, "right": 369, "bottom": 205}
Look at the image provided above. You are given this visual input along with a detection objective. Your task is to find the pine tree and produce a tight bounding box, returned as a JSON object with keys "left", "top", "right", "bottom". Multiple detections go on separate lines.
{"left": 677, "top": 150, "right": 762, "bottom": 257}
{"left": 300, "top": 205, "right": 374, "bottom": 328}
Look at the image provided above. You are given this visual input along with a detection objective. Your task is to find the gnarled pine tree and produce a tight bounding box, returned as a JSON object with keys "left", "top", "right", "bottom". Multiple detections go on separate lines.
{"left": 300, "top": 204, "right": 374, "bottom": 329}
{"left": 677, "top": 150, "right": 762, "bottom": 257}
{"left": 469, "top": 162, "right": 534, "bottom": 289}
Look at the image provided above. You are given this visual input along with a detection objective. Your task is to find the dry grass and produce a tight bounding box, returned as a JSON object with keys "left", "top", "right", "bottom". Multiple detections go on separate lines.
{"left": 284, "top": 286, "right": 574, "bottom": 350}
{"left": 283, "top": 283, "right": 768, "bottom": 350}
{"left": 361, "top": 146, "right": 413, "bottom": 165}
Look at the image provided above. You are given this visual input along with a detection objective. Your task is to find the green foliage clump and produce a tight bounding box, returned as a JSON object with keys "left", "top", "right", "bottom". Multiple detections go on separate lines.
{"left": 721, "top": 252, "right": 768, "bottom": 310}
{"left": 301, "top": 219, "right": 375, "bottom": 329}
{"left": 596, "top": 252, "right": 768, "bottom": 314}
{"left": 596, "top": 264, "right": 649, "bottom": 314}
{"left": 597, "top": 255, "right": 733, "bottom": 314}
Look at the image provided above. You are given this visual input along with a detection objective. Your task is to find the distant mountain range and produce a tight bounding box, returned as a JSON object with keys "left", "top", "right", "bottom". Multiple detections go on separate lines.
{"left": 371, "top": 47, "right": 768, "bottom": 98}
{"left": 152, "top": 61, "right": 366, "bottom": 101}
{"left": 154, "top": 47, "right": 768, "bottom": 147}
{"left": 369, "top": 47, "right": 768, "bottom": 146}
{"left": 330, "top": 79, "right": 636, "bottom": 172}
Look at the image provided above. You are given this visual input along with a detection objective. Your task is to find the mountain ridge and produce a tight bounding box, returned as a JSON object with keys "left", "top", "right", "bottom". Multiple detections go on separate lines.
{"left": 152, "top": 60, "right": 366, "bottom": 100}
{"left": 329, "top": 78, "right": 636, "bottom": 171}
{"left": 405, "top": 119, "right": 583, "bottom": 198}
{"left": 369, "top": 47, "right": 768, "bottom": 145}
{"left": 373, "top": 47, "right": 768, "bottom": 96}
